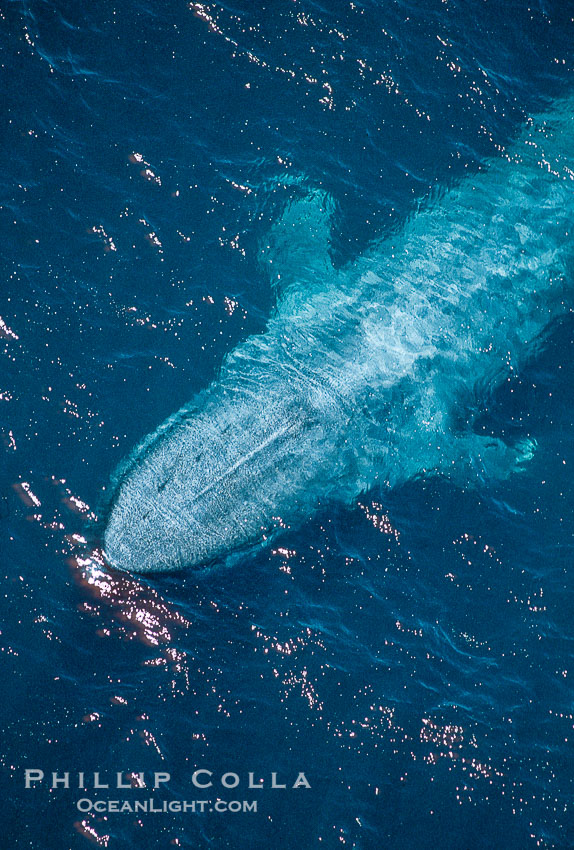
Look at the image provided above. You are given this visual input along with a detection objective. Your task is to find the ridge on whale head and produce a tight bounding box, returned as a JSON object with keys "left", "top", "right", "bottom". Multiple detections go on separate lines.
{"left": 103, "top": 96, "right": 574, "bottom": 573}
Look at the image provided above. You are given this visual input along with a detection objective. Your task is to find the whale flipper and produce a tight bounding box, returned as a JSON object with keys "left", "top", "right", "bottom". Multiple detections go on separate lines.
{"left": 260, "top": 188, "right": 337, "bottom": 302}
{"left": 444, "top": 433, "right": 537, "bottom": 487}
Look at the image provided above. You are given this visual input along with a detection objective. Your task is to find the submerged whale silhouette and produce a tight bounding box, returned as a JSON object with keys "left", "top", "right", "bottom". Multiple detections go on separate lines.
{"left": 103, "top": 97, "right": 574, "bottom": 573}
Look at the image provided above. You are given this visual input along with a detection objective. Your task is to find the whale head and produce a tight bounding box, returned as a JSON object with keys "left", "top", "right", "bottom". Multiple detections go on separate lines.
{"left": 102, "top": 402, "right": 237, "bottom": 573}
{"left": 101, "top": 382, "right": 324, "bottom": 573}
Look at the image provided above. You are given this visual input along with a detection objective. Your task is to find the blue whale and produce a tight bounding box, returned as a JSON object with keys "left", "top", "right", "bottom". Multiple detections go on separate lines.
{"left": 103, "top": 97, "right": 574, "bottom": 572}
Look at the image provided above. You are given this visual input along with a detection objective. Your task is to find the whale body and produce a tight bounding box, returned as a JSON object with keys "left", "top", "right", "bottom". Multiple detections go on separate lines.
{"left": 103, "top": 97, "right": 574, "bottom": 573}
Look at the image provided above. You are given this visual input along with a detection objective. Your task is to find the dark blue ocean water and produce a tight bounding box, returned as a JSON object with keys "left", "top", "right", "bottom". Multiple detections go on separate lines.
{"left": 2, "top": 1, "right": 574, "bottom": 847}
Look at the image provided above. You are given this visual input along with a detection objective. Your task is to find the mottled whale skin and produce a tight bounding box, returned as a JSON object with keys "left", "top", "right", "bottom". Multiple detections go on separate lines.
{"left": 103, "top": 97, "right": 574, "bottom": 573}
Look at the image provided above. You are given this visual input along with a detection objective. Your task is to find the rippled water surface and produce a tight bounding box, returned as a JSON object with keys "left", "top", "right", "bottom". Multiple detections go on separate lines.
{"left": 2, "top": 1, "right": 574, "bottom": 847}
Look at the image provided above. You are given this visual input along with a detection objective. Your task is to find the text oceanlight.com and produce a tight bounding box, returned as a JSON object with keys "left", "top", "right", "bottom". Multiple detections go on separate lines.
{"left": 76, "top": 798, "right": 258, "bottom": 814}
